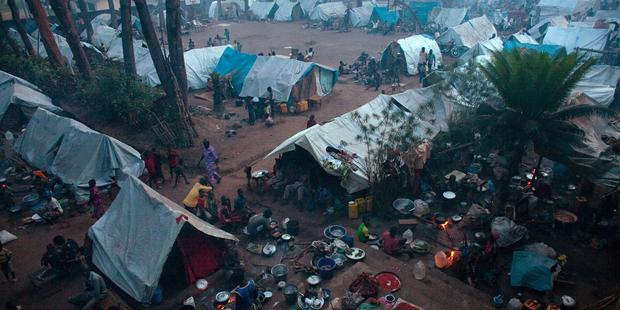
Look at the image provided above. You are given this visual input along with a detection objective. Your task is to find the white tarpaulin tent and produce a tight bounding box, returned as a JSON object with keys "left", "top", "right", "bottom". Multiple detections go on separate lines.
{"left": 89, "top": 24, "right": 119, "bottom": 50}
{"left": 508, "top": 32, "right": 539, "bottom": 44}
{"left": 266, "top": 85, "right": 457, "bottom": 193}
{"left": 431, "top": 7, "right": 468, "bottom": 29}
{"left": 309, "top": 1, "right": 347, "bottom": 21}
{"left": 384, "top": 35, "right": 442, "bottom": 75}
{"left": 14, "top": 108, "right": 144, "bottom": 189}
{"left": 586, "top": 10, "right": 620, "bottom": 23}
{"left": 537, "top": 0, "right": 600, "bottom": 21}
{"left": 300, "top": 0, "right": 320, "bottom": 14}
{"left": 250, "top": 1, "right": 277, "bottom": 20}
{"left": 528, "top": 16, "right": 568, "bottom": 40}
{"left": 349, "top": 4, "right": 374, "bottom": 27}
{"left": 273, "top": 0, "right": 303, "bottom": 21}
{"left": 238, "top": 56, "right": 337, "bottom": 101}
{"left": 542, "top": 26, "right": 610, "bottom": 53}
{"left": 459, "top": 37, "right": 503, "bottom": 63}
{"left": 138, "top": 46, "right": 230, "bottom": 89}
{"left": 11, "top": 29, "right": 102, "bottom": 66}
{"left": 89, "top": 175, "right": 237, "bottom": 303}
{"left": 437, "top": 15, "right": 498, "bottom": 48}
{"left": 0, "top": 71, "right": 61, "bottom": 121}
{"left": 573, "top": 65, "right": 620, "bottom": 106}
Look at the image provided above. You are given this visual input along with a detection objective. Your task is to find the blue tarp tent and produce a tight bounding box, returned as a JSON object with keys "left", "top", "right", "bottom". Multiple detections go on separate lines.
{"left": 370, "top": 7, "right": 400, "bottom": 26}
{"left": 510, "top": 251, "right": 557, "bottom": 292}
{"left": 408, "top": 0, "right": 439, "bottom": 24}
{"left": 213, "top": 48, "right": 258, "bottom": 94}
{"left": 503, "top": 41, "right": 566, "bottom": 57}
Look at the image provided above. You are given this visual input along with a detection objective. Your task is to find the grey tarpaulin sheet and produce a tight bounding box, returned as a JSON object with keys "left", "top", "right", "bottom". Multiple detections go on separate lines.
{"left": 542, "top": 26, "right": 610, "bottom": 53}
{"left": 89, "top": 175, "right": 236, "bottom": 303}
{"left": 250, "top": 1, "right": 277, "bottom": 20}
{"left": 528, "top": 16, "right": 568, "bottom": 40}
{"left": 437, "top": 15, "right": 498, "bottom": 48}
{"left": 266, "top": 85, "right": 457, "bottom": 193}
{"left": 0, "top": 71, "right": 61, "bottom": 121}
{"left": 459, "top": 37, "right": 503, "bottom": 64}
{"left": 432, "top": 7, "right": 467, "bottom": 29}
{"left": 349, "top": 3, "right": 374, "bottom": 27}
{"left": 273, "top": 0, "right": 301, "bottom": 21}
{"left": 14, "top": 108, "right": 144, "bottom": 189}
{"left": 387, "top": 35, "right": 442, "bottom": 75}
{"left": 309, "top": 1, "right": 347, "bottom": 21}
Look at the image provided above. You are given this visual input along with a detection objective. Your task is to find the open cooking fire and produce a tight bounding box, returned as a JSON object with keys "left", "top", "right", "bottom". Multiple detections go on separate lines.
{"left": 439, "top": 220, "right": 449, "bottom": 231}
{"left": 447, "top": 250, "right": 458, "bottom": 265}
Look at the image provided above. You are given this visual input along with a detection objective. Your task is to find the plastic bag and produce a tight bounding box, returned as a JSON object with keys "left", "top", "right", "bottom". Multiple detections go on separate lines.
{"left": 434, "top": 251, "right": 448, "bottom": 268}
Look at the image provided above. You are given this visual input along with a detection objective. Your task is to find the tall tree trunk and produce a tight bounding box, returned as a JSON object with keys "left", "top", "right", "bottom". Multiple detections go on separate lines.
{"left": 166, "top": 0, "right": 188, "bottom": 105}
{"left": 76, "top": 0, "right": 93, "bottom": 43}
{"left": 50, "top": 0, "right": 93, "bottom": 79}
{"left": 24, "top": 0, "right": 66, "bottom": 66}
{"left": 120, "top": 0, "right": 136, "bottom": 75}
{"left": 244, "top": 0, "right": 248, "bottom": 12}
{"left": 0, "top": 11, "right": 23, "bottom": 55}
{"left": 158, "top": 0, "right": 165, "bottom": 31}
{"left": 8, "top": 0, "right": 36, "bottom": 56}
{"left": 107, "top": 0, "right": 118, "bottom": 28}
{"left": 134, "top": 0, "right": 175, "bottom": 97}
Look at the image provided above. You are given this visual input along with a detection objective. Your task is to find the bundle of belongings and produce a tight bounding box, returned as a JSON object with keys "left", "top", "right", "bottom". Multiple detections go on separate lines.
{"left": 491, "top": 217, "right": 528, "bottom": 247}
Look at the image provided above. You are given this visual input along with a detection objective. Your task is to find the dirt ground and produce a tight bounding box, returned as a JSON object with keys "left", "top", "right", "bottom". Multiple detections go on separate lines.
{"left": 2, "top": 20, "right": 618, "bottom": 310}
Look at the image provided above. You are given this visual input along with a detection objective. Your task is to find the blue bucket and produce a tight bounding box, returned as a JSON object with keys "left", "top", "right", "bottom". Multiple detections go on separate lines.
{"left": 316, "top": 257, "right": 336, "bottom": 279}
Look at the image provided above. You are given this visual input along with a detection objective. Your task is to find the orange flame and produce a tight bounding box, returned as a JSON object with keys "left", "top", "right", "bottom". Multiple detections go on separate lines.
{"left": 439, "top": 220, "right": 449, "bottom": 231}
{"left": 446, "top": 250, "right": 458, "bottom": 266}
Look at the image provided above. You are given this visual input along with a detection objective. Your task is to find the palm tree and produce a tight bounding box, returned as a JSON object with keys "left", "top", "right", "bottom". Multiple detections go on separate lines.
{"left": 478, "top": 49, "right": 614, "bottom": 179}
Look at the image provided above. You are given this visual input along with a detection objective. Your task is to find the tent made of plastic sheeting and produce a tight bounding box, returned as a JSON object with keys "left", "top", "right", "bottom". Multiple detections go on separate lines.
{"left": 273, "top": 0, "right": 304, "bottom": 21}
{"left": 89, "top": 175, "right": 237, "bottom": 303}
{"left": 349, "top": 5, "right": 374, "bottom": 27}
{"left": 508, "top": 32, "right": 538, "bottom": 44}
{"left": 370, "top": 6, "right": 400, "bottom": 26}
{"left": 510, "top": 251, "right": 557, "bottom": 291}
{"left": 503, "top": 41, "right": 567, "bottom": 56}
{"left": 430, "top": 7, "right": 468, "bottom": 29}
{"left": 542, "top": 26, "right": 610, "bottom": 53}
{"left": 437, "top": 15, "right": 498, "bottom": 49}
{"left": 573, "top": 65, "right": 620, "bottom": 106}
{"left": 214, "top": 48, "right": 259, "bottom": 93}
{"left": 89, "top": 24, "right": 119, "bottom": 50}
{"left": 381, "top": 35, "right": 442, "bottom": 75}
{"left": 537, "top": 0, "right": 600, "bottom": 21}
{"left": 528, "top": 16, "right": 568, "bottom": 40}
{"left": 239, "top": 56, "right": 338, "bottom": 101}
{"left": 407, "top": 0, "right": 440, "bottom": 24}
{"left": 0, "top": 71, "right": 61, "bottom": 122}
{"left": 459, "top": 37, "right": 503, "bottom": 64}
{"left": 137, "top": 46, "right": 230, "bottom": 89}
{"left": 266, "top": 85, "right": 458, "bottom": 193}
{"left": 14, "top": 108, "right": 144, "bottom": 189}
{"left": 250, "top": 1, "right": 278, "bottom": 20}
{"left": 12, "top": 29, "right": 102, "bottom": 66}
{"left": 208, "top": 1, "right": 242, "bottom": 19}
{"left": 300, "top": 0, "right": 320, "bottom": 14}
{"left": 90, "top": 13, "right": 139, "bottom": 27}
{"left": 309, "top": 2, "right": 347, "bottom": 21}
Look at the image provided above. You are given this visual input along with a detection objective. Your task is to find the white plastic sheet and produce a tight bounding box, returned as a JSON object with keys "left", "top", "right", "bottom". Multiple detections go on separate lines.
{"left": 0, "top": 71, "right": 60, "bottom": 121}
{"left": 437, "top": 15, "right": 498, "bottom": 48}
{"left": 273, "top": 0, "right": 301, "bottom": 21}
{"left": 250, "top": 1, "right": 276, "bottom": 20}
{"left": 391, "top": 35, "right": 442, "bottom": 74}
{"left": 432, "top": 7, "right": 467, "bottom": 29}
{"left": 459, "top": 37, "right": 503, "bottom": 64}
{"left": 309, "top": 2, "right": 347, "bottom": 21}
{"left": 542, "top": 26, "right": 610, "bottom": 53}
{"left": 528, "top": 16, "right": 568, "bottom": 40}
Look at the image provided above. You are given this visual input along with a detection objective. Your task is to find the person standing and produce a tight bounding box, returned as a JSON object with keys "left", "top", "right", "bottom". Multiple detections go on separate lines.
{"left": 224, "top": 28, "right": 230, "bottom": 44}
{"left": 356, "top": 216, "right": 371, "bottom": 243}
{"left": 245, "top": 97, "right": 256, "bottom": 125}
{"left": 167, "top": 147, "right": 180, "bottom": 180}
{"left": 427, "top": 49, "right": 436, "bottom": 72}
{"left": 267, "top": 87, "right": 276, "bottom": 119}
{"left": 153, "top": 148, "right": 165, "bottom": 184}
{"left": 0, "top": 243, "right": 17, "bottom": 283}
{"left": 173, "top": 158, "right": 190, "bottom": 188}
{"left": 68, "top": 271, "right": 107, "bottom": 309}
{"left": 88, "top": 180, "right": 106, "bottom": 220}
{"left": 418, "top": 47, "right": 428, "bottom": 83}
{"left": 197, "top": 139, "right": 222, "bottom": 184}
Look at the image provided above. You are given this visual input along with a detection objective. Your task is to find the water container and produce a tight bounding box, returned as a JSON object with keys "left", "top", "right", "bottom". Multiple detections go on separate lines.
{"left": 413, "top": 260, "right": 426, "bottom": 280}
{"left": 151, "top": 287, "right": 163, "bottom": 304}
{"left": 317, "top": 257, "right": 336, "bottom": 279}
{"left": 355, "top": 198, "right": 366, "bottom": 213}
{"left": 365, "top": 196, "right": 373, "bottom": 212}
{"left": 348, "top": 201, "right": 358, "bottom": 219}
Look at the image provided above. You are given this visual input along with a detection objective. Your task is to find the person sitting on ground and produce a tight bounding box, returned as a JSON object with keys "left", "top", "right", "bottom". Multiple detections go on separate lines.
{"left": 39, "top": 190, "right": 63, "bottom": 223}
{"left": 380, "top": 227, "right": 413, "bottom": 258}
{"left": 307, "top": 115, "right": 317, "bottom": 128}
{"left": 305, "top": 47, "right": 315, "bottom": 61}
{"left": 219, "top": 195, "right": 243, "bottom": 229}
{"left": 296, "top": 52, "right": 305, "bottom": 61}
{"left": 264, "top": 113, "right": 274, "bottom": 128}
{"left": 68, "top": 270, "right": 107, "bottom": 309}
{"left": 41, "top": 244, "right": 60, "bottom": 271}
{"left": 245, "top": 209, "right": 272, "bottom": 236}
{"left": 356, "top": 216, "right": 371, "bottom": 243}
{"left": 194, "top": 189, "right": 208, "bottom": 218}
{"left": 317, "top": 186, "right": 333, "bottom": 209}
{"left": 282, "top": 178, "right": 303, "bottom": 203}
{"left": 188, "top": 38, "right": 195, "bottom": 50}
{"left": 444, "top": 174, "right": 459, "bottom": 193}
{"left": 0, "top": 243, "right": 17, "bottom": 283}
{"left": 182, "top": 178, "right": 213, "bottom": 211}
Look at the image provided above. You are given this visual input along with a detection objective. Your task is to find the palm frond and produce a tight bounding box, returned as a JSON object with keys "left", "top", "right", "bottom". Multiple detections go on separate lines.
{"left": 550, "top": 105, "right": 616, "bottom": 121}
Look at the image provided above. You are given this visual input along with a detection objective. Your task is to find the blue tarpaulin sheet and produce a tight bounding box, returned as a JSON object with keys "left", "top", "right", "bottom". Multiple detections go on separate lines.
{"left": 510, "top": 251, "right": 557, "bottom": 292}
{"left": 408, "top": 0, "right": 439, "bottom": 24}
{"left": 503, "top": 41, "right": 567, "bottom": 57}
{"left": 213, "top": 48, "right": 258, "bottom": 94}
{"left": 371, "top": 7, "right": 400, "bottom": 26}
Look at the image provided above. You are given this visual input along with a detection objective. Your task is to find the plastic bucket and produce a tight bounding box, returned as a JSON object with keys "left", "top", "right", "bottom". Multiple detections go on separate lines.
{"left": 283, "top": 284, "right": 298, "bottom": 305}
{"left": 316, "top": 257, "right": 336, "bottom": 279}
